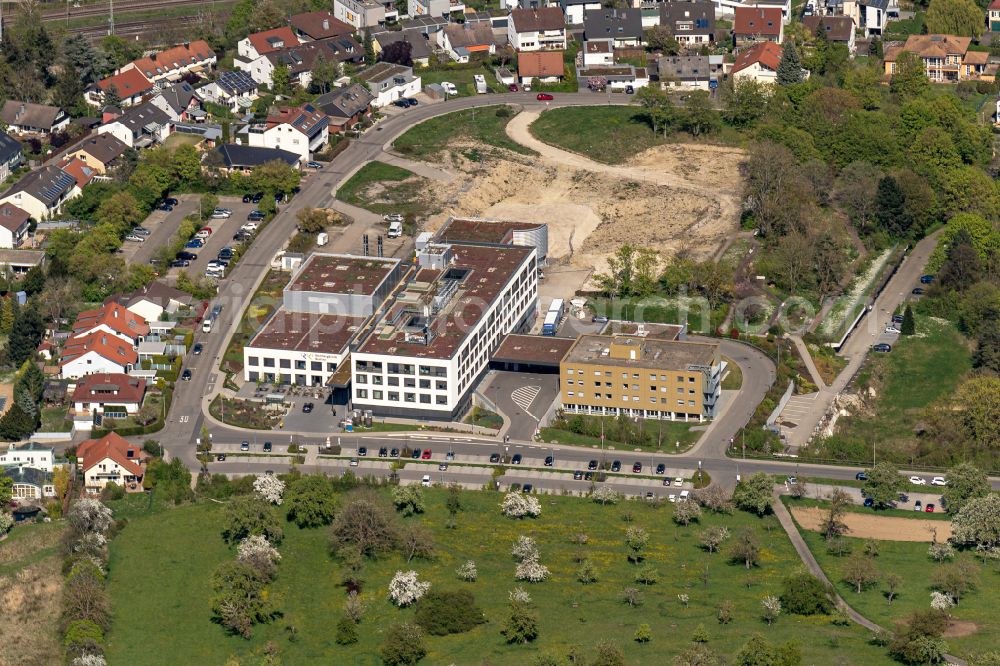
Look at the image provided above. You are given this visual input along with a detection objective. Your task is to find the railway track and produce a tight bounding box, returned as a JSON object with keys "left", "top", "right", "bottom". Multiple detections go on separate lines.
{"left": 71, "top": 14, "right": 203, "bottom": 40}
{"left": 39, "top": 0, "right": 227, "bottom": 21}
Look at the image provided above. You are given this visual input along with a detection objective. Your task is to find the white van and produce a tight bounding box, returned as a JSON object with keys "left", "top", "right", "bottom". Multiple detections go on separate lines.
{"left": 388, "top": 220, "right": 403, "bottom": 238}
{"left": 421, "top": 475, "right": 431, "bottom": 487}
{"left": 679, "top": 490, "right": 690, "bottom": 501}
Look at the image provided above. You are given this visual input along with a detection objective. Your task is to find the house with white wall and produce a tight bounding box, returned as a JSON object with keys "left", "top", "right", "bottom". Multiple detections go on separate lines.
{"left": 246, "top": 104, "right": 329, "bottom": 163}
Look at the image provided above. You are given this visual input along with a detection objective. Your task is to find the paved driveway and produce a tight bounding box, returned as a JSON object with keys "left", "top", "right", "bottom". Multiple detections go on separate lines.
{"left": 480, "top": 370, "right": 560, "bottom": 440}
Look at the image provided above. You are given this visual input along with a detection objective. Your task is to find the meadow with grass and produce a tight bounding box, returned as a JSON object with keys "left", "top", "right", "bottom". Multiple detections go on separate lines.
{"left": 393, "top": 105, "right": 536, "bottom": 161}
{"left": 101, "top": 481, "right": 894, "bottom": 665}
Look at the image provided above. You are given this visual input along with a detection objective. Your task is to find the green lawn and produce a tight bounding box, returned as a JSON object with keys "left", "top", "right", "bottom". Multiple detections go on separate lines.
{"left": 588, "top": 297, "right": 729, "bottom": 334}
{"left": 721, "top": 356, "right": 743, "bottom": 391}
{"left": 885, "top": 11, "right": 925, "bottom": 39}
{"left": 418, "top": 68, "right": 504, "bottom": 97}
{"left": 337, "top": 161, "right": 433, "bottom": 217}
{"left": 816, "top": 316, "right": 971, "bottom": 463}
{"left": 799, "top": 528, "right": 1000, "bottom": 658}
{"left": 163, "top": 133, "right": 203, "bottom": 150}
{"left": 104, "top": 487, "right": 892, "bottom": 664}
{"left": 40, "top": 406, "right": 73, "bottom": 432}
{"left": 530, "top": 106, "right": 663, "bottom": 164}
{"left": 393, "top": 105, "right": 537, "bottom": 161}
{"left": 540, "top": 415, "right": 702, "bottom": 453}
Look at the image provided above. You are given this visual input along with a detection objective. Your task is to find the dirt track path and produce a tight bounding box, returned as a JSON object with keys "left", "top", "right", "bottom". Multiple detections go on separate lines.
{"left": 504, "top": 111, "right": 741, "bottom": 221}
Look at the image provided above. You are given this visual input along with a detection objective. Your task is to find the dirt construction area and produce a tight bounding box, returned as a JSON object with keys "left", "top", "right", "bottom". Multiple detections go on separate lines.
{"left": 791, "top": 506, "right": 952, "bottom": 542}
{"left": 407, "top": 110, "right": 743, "bottom": 285}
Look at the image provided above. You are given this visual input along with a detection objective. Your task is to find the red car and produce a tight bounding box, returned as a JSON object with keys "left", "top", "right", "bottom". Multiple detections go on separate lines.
{"left": 508, "top": 83, "right": 518, "bottom": 92}
{"left": 536, "top": 93, "right": 554, "bottom": 101}
{"left": 421, "top": 449, "right": 432, "bottom": 460}
{"left": 925, "top": 504, "right": 935, "bottom": 513}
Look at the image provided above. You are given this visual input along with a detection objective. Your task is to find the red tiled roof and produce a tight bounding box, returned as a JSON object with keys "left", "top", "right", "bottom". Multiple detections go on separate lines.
{"left": 73, "top": 302, "right": 150, "bottom": 341}
{"left": 96, "top": 69, "right": 155, "bottom": 96}
{"left": 518, "top": 50, "right": 566, "bottom": 78}
{"left": 131, "top": 40, "right": 216, "bottom": 79}
{"left": 247, "top": 27, "right": 300, "bottom": 56}
{"left": 731, "top": 41, "right": 782, "bottom": 74}
{"left": 289, "top": 11, "right": 354, "bottom": 40}
{"left": 733, "top": 7, "right": 782, "bottom": 36}
{"left": 77, "top": 432, "right": 144, "bottom": 477}
{"left": 267, "top": 104, "right": 328, "bottom": 135}
{"left": 511, "top": 7, "right": 565, "bottom": 32}
{"left": 990, "top": 0, "right": 1000, "bottom": 10}
{"left": 72, "top": 373, "right": 147, "bottom": 405}
{"left": 57, "top": 157, "right": 97, "bottom": 188}
{"left": 60, "top": 331, "right": 138, "bottom": 368}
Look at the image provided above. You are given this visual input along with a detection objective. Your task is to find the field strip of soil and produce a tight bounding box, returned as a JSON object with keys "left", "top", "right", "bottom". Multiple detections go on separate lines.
{"left": 791, "top": 506, "right": 952, "bottom": 542}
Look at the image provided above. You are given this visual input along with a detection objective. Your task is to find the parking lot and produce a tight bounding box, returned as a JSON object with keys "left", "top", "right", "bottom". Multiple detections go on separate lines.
{"left": 122, "top": 195, "right": 199, "bottom": 266}
{"left": 180, "top": 196, "right": 262, "bottom": 281}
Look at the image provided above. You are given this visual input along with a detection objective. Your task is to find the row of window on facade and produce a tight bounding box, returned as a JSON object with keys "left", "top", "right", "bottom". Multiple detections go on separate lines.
{"left": 355, "top": 360, "right": 448, "bottom": 377}
{"left": 566, "top": 392, "right": 697, "bottom": 407}
{"left": 566, "top": 379, "right": 697, "bottom": 394}
{"left": 356, "top": 373, "right": 447, "bottom": 390}
{"left": 566, "top": 368, "right": 697, "bottom": 383}
{"left": 248, "top": 356, "right": 336, "bottom": 371}
{"left": 355, "top": 388, "right": 448, "bottom": 405}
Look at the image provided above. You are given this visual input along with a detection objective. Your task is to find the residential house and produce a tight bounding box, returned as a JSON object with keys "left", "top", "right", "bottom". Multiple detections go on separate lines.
{"left": 732, "top": 6, "right": 783, "bottom": 47}
{"left": 409, "top": 0, "right": 458, "bottom": 18}
{"left": 0, "top": 442, "right": 54, "bottom": 472}
{"left": 731, "top": 40, "right": 782, "bottom": 83}
{"left": 743, "top": 0, "right": 792, "bottom": 22}
{"left": 72, "top": 373, "right": 147, "bottom": 417}
{"left": 97, "top": 101, "right": 173, "bottom": 149}
{"left": 239, "top": 37, "right": 364, "bottom": 89}
{"left": 238, "top": 27, "right": 301, "bottom": 61}
{"left": 315, "top": 83, "right": 375, "bottom": 132}
{"left": 853, "top": 0, "right": 891, "bottom": 36}
{"left": 113, "top": 281, "right": 193, "bottom": 323}
{"left": 76, "top": 432, "right": 145, "bottom": 493}
{"left": 439, "top": 22, "right": 496, "bottom": 62}
{"left": 509, "top": 8, "right": 567, "bottom": 51}
{"left": 357, "top": 62, "right": 423, "bottom": 107}
{"left": 884, "top": 34, "right": 995, "bottom": 82}
{"left": 197, "top": 71, "right": 260, "bottom": 112}
{"left": 60, "top": 331, "right": 139, "bottom": 379}
{"left": 334, "top": 0, "right": 390, "bottom": 29}
{"left": 659, "top": 1, "right": 715, "bottom": 46}
{"left": 579, "top": 64, "right": 650, "bottom": 89}
{"left": 65, "top": 134, "right": 130, "bottom": 174}
{"left": 802, "top": 15, "right": 856, "bottom": 54}
{"left": 518, "top": 50, "right": 566, "bottom": 83}
{"left": 0, "top": 102, "right": 70, "bottom": 136}
{"left": 0, "top": 248, "right": 44, "bottom": 275}
{"left": 584, "top": 9, "right": 644, "bottom": 47}
{"left": 73, "top": 301, "right": 149, "bottom": 345}
{"left": 246, "top": 104, "right": 329, "bottom": 163}
{"left": 657, "top": 54, "right": 723, "bottom": 89}
{"left": 562, "top": 0, "right": 602, "bottom": 24}
{"left": 3, "top": 466, "right": 55, "bottom": 500}
{"left": 582, "top": 38, "right": 615, "bottom": 66}
{"left": 150, "top": 81, "right": 205, "bottom": 122}
{"left": 0, "top": 133, "right": 23, "bottom": 182}
{"left": 57, "top": 157, "right": 98, "bottom": 190}
{"left": 122, "top": 40, "right": 217, "bottom": 84}
{"left": 290, "top": 11, "right": 356, "bottom": 41}
{"left": 990, "top": 0, "right": 1000, "bottom": 33}
{"left": 0, "top": 203, "right": 30, "bottom": 249}
{"left": 88, "top": 69, "right": 156, "bottom": 107}
{"left": 0, "top": 166, "right": 77, "bottom": 220}
{"left": 213, "top": 144, "right": 302, "bottom": 173}
{"left": 372, "top": 29, "right": 433, "bottom": 67}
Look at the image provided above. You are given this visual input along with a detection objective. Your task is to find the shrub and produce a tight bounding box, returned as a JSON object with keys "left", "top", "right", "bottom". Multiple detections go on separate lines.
{"left": 780, "top": 571, "right": 833, "bottom": 615}
{"left": 335, "top": 616, "right": 358, "bottom": 645}
{"left": 414, "top": 589, "right": 486, "bottom": 636}
{"left": 380, "top": 623, "right": 427, "bottom": 665}
{"left": 63, "top": 619, "right": 104, "bottom": 658}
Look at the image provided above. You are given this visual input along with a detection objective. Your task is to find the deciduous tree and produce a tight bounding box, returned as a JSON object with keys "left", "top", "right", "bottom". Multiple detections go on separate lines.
{"left": 732, "top": 472, "right": 773, "bottom": 515}
{"left": 943, "top": 463, "right": 990, "bottom": 514}
{"left": 862, "top": 461, "right": 905, "bottom": 509}
{"left": 927, "top": 0, "right": 983, "bottom": 38}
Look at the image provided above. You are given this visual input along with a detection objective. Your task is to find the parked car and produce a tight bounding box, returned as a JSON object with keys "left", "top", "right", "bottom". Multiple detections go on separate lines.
{"left": 611, "top": 460, "right": 621, "bottom": 472}
{"left": 350, "top": 458, "right": 359, "bottom": 466}
{"left": 574, "top": 470, "right": 584, "bottom": 480}
{"left": 536, "top": 93, "right": 554, "bottom": 101}
{"left": 872, "top": 343, "right": 892, "bottom": 353}
{"left": 358, "top": 446, "right": 367, "bottom": 456}
{"left": 584, "top": 471, "right": 593, "bottom": 481}
{"left": 218, "top": 247, "right": 234, "bottom": 260}
{"left": 663, "top": 478, "right": 672, "bottom": 486}
{"left": 176, "top": 251, "right": 198, "bottom": 260}
{"left": 301, "top": 402, "right": 314, "bottom": 413}
{"left": 490, "top": 453, "right": 501, "bottom": 463}
{"left": 884, "top": 326, "right": 902, "bottom": 334}
{"left": 158, "top": 203, "right": 174, "bottom": 211}
{"left": 898, "top": 492, "right": 909, "bottom": 503}
{"left": 374, "top": 447, "right": 385, "bottom": 457}
{"left": 210, "top": 211, "right": 230, "bottom": 219}
{"left": 588, "top": 459, "right": 598, "bottom": 470}
{"left": 522, "top": 483, "right": 533, "bottom": 494}
{"left": 169, "top": 259, "right": 190, "bottom": 268}
{"left": 914, "top": 500, "right": 922, "bottom": 511}
{"left": 216, "top": 453, "right": 226, "bottom": 461}
{"left": 925, "top": 503, "right": 935, "bottom": 513}
{"left": 412, "top": 449, "right": 422, "bottom": 459}
{"left": 511, "top": 454, "right": 522, "bottom": 464}
{"left": 892, "top": 314, "right": 904, "bottom": 324}
{"left": 421, "top": 475, "right": 431, "bottom": 487}
{"left": 674, "top": 478, "right": 682, "bottom": 487}
{"left": 390, "top": 448, "right": 400, "bottom": 457}
{"left": 164, "top": 197, "right": 178, "bottom": 206}
{"left": 445, "top": 451, "right": 455, "bottom": 461}
{"left": 508, "top": 83, "right": 518, "bottom": 92}
{"left": 625, "top": 85, "right": 635, "bottom": 94}
{"left": 912, "top": 287, "right": 925, "bottom": 295}
{"left": 185, "top": 239, "right": 204, "bottom": 248}
{"left": 125, "top": 234, "right": 145, "bottom": 242}
{"left": 544, "top": 455, "right": 553, "bottom": 466}
{"left": 441, "top": 82, "right": 458, "bottom": 95}
{"left": 909, "top": 476, "right": 927, "bottom": 485}
{"left": 421, "top": 449, "right": 432, "bottom": 460}
{"left": 242, "top": 193, "right": 254, "bottom": 203}
{"left": 655, "top": 463, "right": 665, "bottom": 475}
{"left": 632, "top": 462, "right": 642, "bottom": 473}
{"left": 931, "top": 476, "right": 947, "bottom": 486}
{"left": 592, "top": 315, "right": 609, "bottom": 323}
{"left": 263, "top": 442, "right": 272, "bottom": 452}
{"left": 133, "top": 226, "right": 151, "bottom": 236}
{"left": 919, "top": 274, "right": 935, "bottom": 284}
{"left": 863, "top": 497, "right": 874, "bottom": 507}
{"left": 306, "top": 161, "right": 322, "bottom": 169}
{"left": 181, "top": 369, "right": 192, "bottom": 381}
{"left": 240, "top": 441, "right": 250, "bottom": 451}
{"left": 192, "top": 343, "right": 203, "bottom": 355}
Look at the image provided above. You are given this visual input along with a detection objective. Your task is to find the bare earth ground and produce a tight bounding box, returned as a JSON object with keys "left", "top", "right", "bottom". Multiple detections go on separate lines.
{"left": 412, "top": 110, "right": 743, "bottom": 285}
{"left": 791, "top": 506, "right": 952, "bottom": 542}
{"left": 0, "top": 558, "right": 63, "bottom": 666}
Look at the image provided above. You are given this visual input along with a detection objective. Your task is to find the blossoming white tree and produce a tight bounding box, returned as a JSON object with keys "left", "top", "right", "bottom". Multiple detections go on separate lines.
{"left": 515, "top": 557, "right": 550, "bottom": 582}
{"left": 456, "top": 560, "right": 478, "bottom": 582}
{"left": 509, "top": 587, "right": 532, "bottom": 603}
{"left": 592, "top": 486, "right": 621, "bottom": 505}
{"left": 500, "top": 492, "right": 541, "bottom": 518}
{"left": 930, "top": 591, "right": 954, "bottom": 612}
{"left": 238, "top": 534, "right": 282, "bottom": 576}
{"left": 511, "top": 535, "right": 539, "bottom": 561}
{"left": 254, "top": 474, "right": 286, "bottom": 505}
{"left": 68, "top": 498, "right": 113, "bottom": 535}
{"left": 388, "top": 570, "right": 431, "bottom": 607}
{"left": 761, "top": 595, "right": 782, "bottom": 625}
{"left": 72, "top": 655, "right": 107, "bottom": 666}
